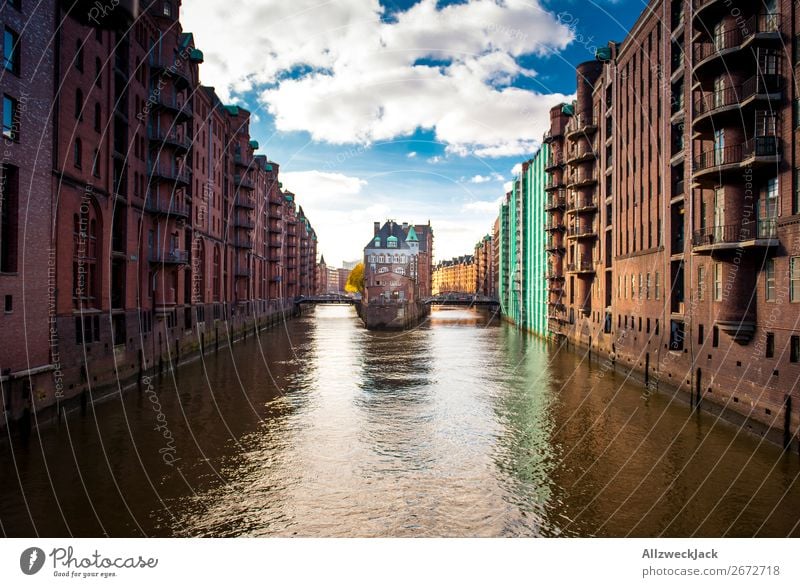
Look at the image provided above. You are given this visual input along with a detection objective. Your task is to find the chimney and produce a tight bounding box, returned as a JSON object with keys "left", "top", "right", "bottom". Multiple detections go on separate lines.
{"left": 374, "top": 222, "right": 380, "bottom": 236}
{"left": 402, "top": 222, "right": 408, "bottom": 231}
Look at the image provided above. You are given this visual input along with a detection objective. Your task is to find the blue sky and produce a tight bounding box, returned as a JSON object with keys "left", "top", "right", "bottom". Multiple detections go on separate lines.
{"left": 182, "top": 0, "right": 645, "bottom": 267}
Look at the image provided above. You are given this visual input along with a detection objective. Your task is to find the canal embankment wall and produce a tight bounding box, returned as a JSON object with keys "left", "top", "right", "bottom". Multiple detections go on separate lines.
{"left": 359, "top": 301, "right": 430, "bottom": 330}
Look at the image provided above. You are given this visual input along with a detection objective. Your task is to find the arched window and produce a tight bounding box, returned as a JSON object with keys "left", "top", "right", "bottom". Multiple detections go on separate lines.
{"left": 75, "top": 40, "right": 83, "bottom": 71}
{"left": 91, "top": 148, "right": 100, "bottom": 177}
{"left": 75, "top": 88, "right": 83, "bottom": 120}
{"left": 212, "top": 245, "right": 220, "bottom": 300}
{"left": 73, "top": 202, "right": 100, "bottom": 309}
{"left": 73, "top": 138, "right": 82, "bottom": 168}
{"left": 95, "top": 57, "right": 102, "bottom": 87}
{"left": 94, "top": 102, "right": 101, "bottom": 132}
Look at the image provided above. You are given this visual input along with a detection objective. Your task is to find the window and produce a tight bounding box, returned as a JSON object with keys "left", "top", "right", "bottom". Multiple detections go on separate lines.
{"left": 795, "top": 169, "right": 800, "bottom": 215}
{"left": 713, "top": 263, "right": 722, "bottom": 301}
{"left": 646, "top": 273, "right": 651, "bottom": 299}
{"left": 95, "top": 57, "right": 102, "bottom": 87}
{"left": 0, "top": 164, "right": 19, "bottom": 273}
{"left": 655, "top": 271, "right": 660, "bottom": 300}
{"left": 73, "top": 138, "right": 82, "bottom": 168}
{"left": 94, "top": 103, "right": 101, "bottom": 132}
{"left": 3, "top": 27, "right": 20, "bottom": 75}
{"left": 669, "top": 320, "right": 685, "bottom": 351}
{"left": 766, "top": 333, "right": 774, "bottom": 358}
{"left": 792, "top": 336, "right": 800, "bottom": 363}
{"left": 4, "top": 294, "right": 11, "bottom": 313}
{"left": 75, "top": 88, "right": 83, "bottom": 120}
{"left": 75, "top": 40, "right": 84, "bottom": 72}
{"left": 3, "top": 95, "right": 18, "bottom": 140}
{"left": 765, "top": 259, "right": 776, "bottom": 301}
{"left": 764, "top": 177, "right": 779, "bottom": 219}
{"left": 72, "top": 206, "right": 99, "bottom": 309}
{"left": 712, "top": 325, "right": 719, "bottom": 348}
{"left": 638, "top": 273, "right": 643, "bottom": 299}
{"left": 791, "top": 257, "right": 800, "bottom": 301}
{"left": 163, "top": 2, "right": 172, "bottom": 16}
{"left": 698, "top": 324, "right": 704, "bottom": 345}
{"left": 92, "top": 149, "right": 100, "bottom": 177}
{"left": 374, "top": 237, "right": 380, "bottom": 247}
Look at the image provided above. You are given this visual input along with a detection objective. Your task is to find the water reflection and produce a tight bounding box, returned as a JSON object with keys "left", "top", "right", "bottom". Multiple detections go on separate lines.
{"left": 0, "top": 305, "right": 798, "bottom": 537}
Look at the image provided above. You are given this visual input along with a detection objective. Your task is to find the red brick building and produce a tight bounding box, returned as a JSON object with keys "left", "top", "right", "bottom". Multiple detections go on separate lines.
{"left": 545, "top": 0, "right": 800, "bottom": 447}
{"left": 0, "top": 0, "right": 318, "bottom": 427}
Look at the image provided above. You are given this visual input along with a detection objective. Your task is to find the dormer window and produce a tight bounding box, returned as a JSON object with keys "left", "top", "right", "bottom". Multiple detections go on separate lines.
{"left": 163, "top": 2, "right": 172, "bottom": 17}
{"left": 374, "top": 237, "right": 380, "bottom": 247}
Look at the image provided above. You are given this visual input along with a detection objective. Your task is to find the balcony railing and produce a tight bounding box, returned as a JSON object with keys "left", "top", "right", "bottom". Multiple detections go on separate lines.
{"left": 149, "top": 54, "right": 191, "bottom": 87}
{"left": 148, "top": 128, "right": 192, "bottom": 152}
{"left": 234, "top": 194, "right": 256, "bottom": 209}
{"left": 148, "top": 162, "right": 191, "bottom": 186}
{"left": 545, "top": 177, "right": 566, "bottom": 190}
{"left": 566, "top": 259, "right": 595, "bottom": 273}
{"left": 544, "top": 221, "right": 565, "bottom": 232}
{"left": 692, "top": 219, "right": 777, "bottom": 247}
{"left": 566, "top": 113, "right": 597, "bottom": 138}
{"left": 692, "top": 137, "right": 780, "bottom": 173}
{"left": 568, "top": 197, "right": 597, "bottom": 212}
{"left": 149, "top": 249, "right": 189, "bottom": 264}
{"left": 234, "top": 173, "right": 255, "bottom": 190}
{"left": 545, "top": 191, "right": 566, "bottom": 210}
{"left": 232, "top": 236, "right": 253, "bottom": 249}
{"left": 694, "top": 14, "right": 781, "bottom": 65}
{"left": 567, "top": 225, "right": 597, "bottom": 238}
{"left": 155, "top": 95, "right": 193, "bottom": 120}
{"left": 233, "top": 217, "right": 256, "bottom": 229}
{"left": 144, "top": 195, "right": 190, "bottom": 219}
{"left": 567, "top": 170, "right": 598, "bottom": 187}
{"left": 234, "top": 152, "right": 254, "bottom": 169}
{"left": 694, "top": 75, "right": 783, "bottom": 117}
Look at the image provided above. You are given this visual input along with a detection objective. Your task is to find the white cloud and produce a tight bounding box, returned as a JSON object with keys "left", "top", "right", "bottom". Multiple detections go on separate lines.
{"left": 463, "top": 197, "right": 503, "bottom": 213}
{"left": 182, "top": 0, "right": 574, "bottom": 158}
{"left": 511, "top": 163, "right": 523, "bottom": 176}
{"left": 407, "top": 152, "right": 417, "bottom": 158}
{"left": 427, "top": 155, "right": 444, "bottom": 164}
{"left": 468, "top": 173, "right": 504, "bottom": 184}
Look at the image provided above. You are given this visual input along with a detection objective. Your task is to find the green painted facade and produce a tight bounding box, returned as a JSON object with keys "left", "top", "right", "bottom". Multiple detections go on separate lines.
{"left": 498, "top": 145, "right": 549, "bottom": 337}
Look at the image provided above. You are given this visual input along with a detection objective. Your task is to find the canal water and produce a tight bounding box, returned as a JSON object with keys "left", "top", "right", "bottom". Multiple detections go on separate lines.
{"left": 1, "top": 305, "right": 798, "bottom": 537}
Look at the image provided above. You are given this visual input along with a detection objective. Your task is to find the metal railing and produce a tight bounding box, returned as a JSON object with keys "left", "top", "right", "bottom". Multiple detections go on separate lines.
{"left": 692, "top": 219, "right": 777, "bottom": 246}
{"left": 566, "top": 259, "right": 595, "bottom": 272}
{"left": 693, "top": 137, "right": 780, "bottom": 172}
{"left": 694, "top": 75, "right": 783, "bottom": 116}
{"left": 149, "top": 249, "right": 189, "bottom": 264}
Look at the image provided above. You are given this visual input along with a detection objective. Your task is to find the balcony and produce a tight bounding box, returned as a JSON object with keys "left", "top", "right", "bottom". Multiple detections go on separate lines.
{"left": 544, "top": 191, "right": 566, "bottom": 211}
{"left": 234, "top": 194, "right": 256, "bottom": 209}
{"left": 154, "top": 95, "right": 193, "bottom": 122}
{"left": 544, "top": 220, "right": 566, "bottom": 233}
{"left": 693, "top": 75, "right": 783, "bottom": 130}
{"left": 144, "top": 195, "right": 190, "bottom": 220}
{"left": 543, "top": 128, "right": 563, "bottom": 144}
{"left": 148, "top": 128, "right": 192, "bottom": 154}
{"left": 234, "top": 269, "right": 251, "bottom": 278}
{"left": 148, "top": 162, "right": 190, "bottom": 187}
{"left": 545, "top": 241, "right": 565, "bottom": 254}
{"left": 545, "top": 177, "right": 566, "bottom": 192}
{"left": 691, "top": 219, "right": 778, "bottom": 253}
{"left": 692, "top": 137, "right": 781, "bottom": 181}
{"left": 565, "top": 114, "right": 597, "bottom": 141}
{"left": 268, "top": 235, "right": 282, "bottom": 248}
{"left": 693, "top": 15, "right": 781, "bottom": 72}
{"left": 232, "top": 236, "right": 253, "bottom": 249}
{"left": 234, "top": 173, "right": 255, "bottom": 190}
{"left": 567, "top": 197, "right": 597, "bottom": 214}
{"left": 566, "top": 225, "right": 597, "bottom": 240}
{"left": 566, "top": 259, "right": 596, "bottom": 274}
{"left": 233, "top": 217, "right": 256, "bottom": 229}
{"left": 149, "top": 54, "right": 191, "bottom": 89}
{"left": 545, "top": 153, "right": 564, "bottom": 171}
{"left": 234, "top": 152, "right": 254, "bottom": 169}
{"left": 567, "top": 170, "right": 598, "bottom": 189}
{"left": 566, "top": 144, "right": 596, "bottom": 165}
{"left": 545, "top": 271, "right": 565, "bottom": 281}
{"left": 149, "top": 249, "right": 189, "bottom": 265}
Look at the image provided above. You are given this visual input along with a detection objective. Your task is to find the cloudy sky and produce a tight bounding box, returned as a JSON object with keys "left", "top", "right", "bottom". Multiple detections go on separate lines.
{"left": 181, "top": 0, "right": 642, "bottom": 267}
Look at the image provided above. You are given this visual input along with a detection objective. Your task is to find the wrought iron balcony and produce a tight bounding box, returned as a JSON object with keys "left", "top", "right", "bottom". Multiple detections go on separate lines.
{"left": 149, "top": 249, "right": 189, "bottom": 264}
{"left": 565, "top": 113, "right": 597, "bottom": 140}
{"left": 692, "top": 137, "right": 781, "bottom": 178}
{"left": 144, "top": 195, "right": 190, "bottom": 219}
{"left": 234, "top": 173, "right": 255, "bottom": 190}
{"left": 148, "top": 128, "right": 192, "bottom": 153}
{"left": 234, "top": 194, "right": 256, "bottom": 209}
{"left": 691, "top": 219, "right": 778, "bottom": 252}
{"left": 566, "top": 259, "right": 596, "bottom": 274}
{"left": 693, "top": 75, "right": 782, "bottom": 125}
{"left": 148, "top": 162, "right": 190, "bottom": 186}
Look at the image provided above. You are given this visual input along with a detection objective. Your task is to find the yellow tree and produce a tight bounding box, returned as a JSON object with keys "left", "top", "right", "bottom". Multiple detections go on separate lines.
{"left": 345, "top": 263, "right": 365, "bottom": 294}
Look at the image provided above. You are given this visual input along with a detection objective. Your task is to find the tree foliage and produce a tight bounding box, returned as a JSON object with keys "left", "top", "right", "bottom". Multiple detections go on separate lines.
{"left": 345, "top": 263, "right": 365, "bottom": 294}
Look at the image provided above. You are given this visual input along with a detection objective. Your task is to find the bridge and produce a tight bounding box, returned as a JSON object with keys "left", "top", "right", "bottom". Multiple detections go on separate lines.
{"left": 422, "top": 293, "right": 500, "bottom": 307}
{"left": 295, "top": 294, "right": 359, "bottom": 305}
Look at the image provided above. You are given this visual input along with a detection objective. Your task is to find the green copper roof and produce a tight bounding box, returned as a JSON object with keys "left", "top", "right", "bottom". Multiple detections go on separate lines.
{"left": 484, "top": 234, "right": 491, "bottom": 241}
{"left": 406, "top": 226, "right": 419, "bottom": 242}
{"left": 223, "top": 105, "right": 239, "bottom": 116}
{"left": 595, "top": 46, "right": 612, "bottom": 61}
{"left": 387, "top": 235, "right": 398, "bottom": 242}
{"left": 561, "top": 103, "right": 574, "bottom": 116}
{"left": 265, "top": 164, "right": 274, "bottom": 172}
{"left": 284, "top": 194, "right": 293, "bottom": 202}
{"left": 249, "top": 140, "right": 259, "bottom": 150}
{"left": 278, "top": 181, "right": 283, "bottom": 188}
{"left": 189, "top": 49, "right": 204, "bottom": 63}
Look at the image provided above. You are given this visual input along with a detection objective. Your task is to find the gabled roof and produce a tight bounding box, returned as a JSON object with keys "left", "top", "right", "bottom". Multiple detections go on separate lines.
{"left": 365, "top": 220, "right": 411, "bottom": 250}
{"left": 406, "top": 225, "right": 418, "bottom": 242}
